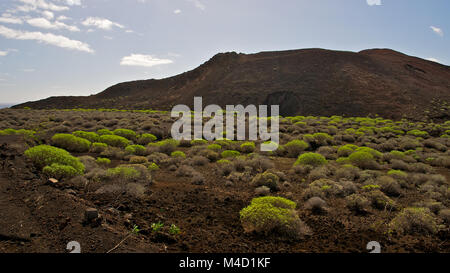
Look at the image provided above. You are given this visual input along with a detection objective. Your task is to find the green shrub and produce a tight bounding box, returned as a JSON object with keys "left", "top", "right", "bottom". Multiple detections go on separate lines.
{"left": 336, "top": 157, "right": 350, "bottom": 164}
{"left": 251, "top": 171, "right": 280, "bottom": 190}
{"left": 0, "top": 128, "right": 36, "bottom": 139}
{"left": 312, "top": 132, "right": 333, "bottom": 145}
{"left": 294, "top": 152, "right": 327, "bottom": 167}
{"left": 99, "top": 135, "right": 130, "bottom": 148}
{"left": 207, "top": 144, "right": 222, "bottom": 151}
{"left": 221, "top": 150, "right": 241, "bottom": 158}
{"left": 217, "top": 159, "right": 232, "bottom": 164}
{"left": 113, "top": 129, "right": 137, "bottom": 140}
{"left": 191, "top": 139, "right": 208, "bottom": 146}
{"left": 149, "top": 139, "right": 180, "bottom": 154}
{"left": 91, "top": 142, "right": 108, "bottom": 153}
{"left": 362, "top": 184, "right": 380, "bottom": 191}
{"left": 24, "top": 145, "right": 84, "bottom": 174}
{"left": 240, "top": 142, "right": 256, "bottom": 153}
{"left": 407, "top": 130, "right": 428, "bottom": 138}
{"left": 171, "top": 151, "right": 186, "bottom": 158}
{"left": 51, "top": 134, "right": 91, "bottom": 152}
{"left": 137, "top": 133, "right": 157, "bottom": 145}
{"left": 96, "top": 157, "right": 111, "bottom": 166}
{"left": 97, "top": 129, "right": 113, "bottom": 135}
{"left": 348, "top": 151, "right": 374, "bottom": 168}
{"left": 337, "top": 144, "right": 358, "bottom": 157}
{"left": 283, "top": 140, "right": 308, "bottom": 157}
{"left": 129, "top": 156, "right": 148, "bottom": 164}
{"left": 73, "top": 131, "right": 100, "bottom": 143}
{"left": 387, "top": 169, "right": 407, "bottom": 178}
{"left": 148, "top": 162, "right": 160, "bottom": 171}
{"left": 389, "top": 207, "right": 438, "bottom": 235}
{"left": 43, "top": 163, "right": 79, "bottom": 179}
{"left": 240, "top": 196, "right": 310, "bottom": 238}
{"left": 354, "top": 147, "right": 382, "bottom": 158}
{"left": 125, "top": 144, "right": 146, "bottom": 155}
{"left": 107, "top": 166, "right": 141, "bottom": 180}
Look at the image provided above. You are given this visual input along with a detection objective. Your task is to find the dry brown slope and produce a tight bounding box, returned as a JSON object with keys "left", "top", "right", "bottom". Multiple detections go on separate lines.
{"left": 14, "top": 48, "right": 450, "bottom": 120}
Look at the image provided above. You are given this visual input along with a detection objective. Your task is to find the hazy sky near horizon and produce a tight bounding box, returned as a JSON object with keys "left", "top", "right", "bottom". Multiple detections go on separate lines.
{"left": 0, "top": 0, "right": 448, "bottom": 104}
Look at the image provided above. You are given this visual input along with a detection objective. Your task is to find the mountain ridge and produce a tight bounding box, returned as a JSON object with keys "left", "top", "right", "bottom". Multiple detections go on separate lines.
{"left": 13, "top": 48, "right": 450, "bottom": 120}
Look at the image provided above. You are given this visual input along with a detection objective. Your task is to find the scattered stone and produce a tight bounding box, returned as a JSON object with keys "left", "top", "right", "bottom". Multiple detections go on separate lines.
{"left": 65, "top": 189, "right": 76, "bottom": 195}
{"left": 84, "top": 208, "right": 99, "bottom": 222}
{"left": 225, "top": 181, "right": 233, "bottom": 187}
{"left": 47, "top": 178, "right": 58, "bottom": 185}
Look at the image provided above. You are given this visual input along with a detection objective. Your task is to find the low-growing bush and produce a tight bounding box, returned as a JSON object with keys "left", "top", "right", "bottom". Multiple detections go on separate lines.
{"left": 346, "top": 194, "right": 370, "bottom": 214}
{"left": 294, "top": 153, "right": 327, "bottom": 167}
{"left": 96, "top": 157, "right": 111, "bottom": 166}
{"left": 43, "top": 163, "right": 79, "bottom": 179}
{"left": 107, "top": 166, "right": 141, "bottom": 180}
{"left": 348, "top": 151, "right": 376, "bottom": 169}
{"left": 304, "top": 197, "right": 327, "bottom": 214}
{"left": 137, "top": 133, "right": 157, "bottom": 145}
{"left": 90, "top": 142, "right": 108, "bottom": 153}
{"left": 148, "top": 162, "right": 160, "bottom": 171}
{"left": 97, "top": 129, "right": 113, "bottom": 135}
{"left": 251, "top": 171, "right": 279, "bottom": 191}
{"left": 171, "top": 151, "right": 186, "bottom": 158}
{"left": 221, "top": 150, "right": 241, "bottom": 158}
{"left": 113, "top": 129, "right": 137, "bottom": 140}
{"left": 191, "top": 139, "right": 208, "bottom": 146}
{"left": 129, "top": 156, "right": 148, "bottom": 164}
{"left": 240, "top": 142, "right": 256, "bottom": 153}
{"left": 99, "top": 135, "right": 130, "bottom": 148}
{"left": 125, "top": 144, "right": 146, "bottom": 155}
{"left": 24, "top": 145, "right": 85, "bottom": 175}
{"left": 51, "top": 134, "right": 91, "bottom": 153}
{"left": 73, "top": 131, "right": 100, "bottom": 143}
{"left": 283, "top": 140, "right": 308, "bottom": 157}
{"left": 389, "top": 207, "right": 438, "bottom": 235}
{"left": 406, "top": 130, "right": 428, "bottom": 138}
{"left": 207, "top": 144, "right": 222, "bottom": 151}
{"left": 240, "top": 196, "right": 311, "bottom": 239}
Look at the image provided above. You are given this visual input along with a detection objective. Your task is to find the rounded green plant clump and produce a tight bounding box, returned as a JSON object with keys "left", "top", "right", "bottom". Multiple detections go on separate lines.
{"left": 148, "top": 162, "right": 160, "bottom": 171}
{"left": 99, "top": 135, "right": 130, "bottom": 148}
{"left": 221, "top": 150, "right": 241, "bottom": 158}
{"left": 97, "top": 129, "right": 113, "bottom": 136}
{"left": 138, "top": 133, "right": 157, "bottom": 145}
{"left": 240, "top": 196, "right": 310, "bottom": 238}
{"left": 91, "top": 142, "right": 108, "bottom": 153}
{"left": 251, "top": 171, "right": 279, "bottom": 190}
{"left": 171, "top": 151, "right": 186, "bottom": 158}
{"left": 73, "top": 131, "right": 100, "bottom": 143}
{"left": 51, "top": 133, "right": 91, "bottom": 153}
{"left": 107, "top": 166, "right": 141, "bottom": 180}
{"left": 207, "top": 144, "right": 222, "bottom": 151}
{"left": 348, "top": 151, "right": 374, "bottom": 168}
{"left": 113, "top": 129, "right": 137, "bottom": 140}
{"left": 191, "top": 139, "right": 208, "bottom": 146}
{"left": 24, "top": 145, "right": 85, "bottom": 175}
{"left": 389, "top": 207, "right": 438, "bottom": 235}
{"left": 283, "top": 140, "right": 308, "bottom": 157}
{"left": 240, "top": 142, "right": 256, "bottom": 153}
{"left": 294, "top": 152, "right": 327, "bottom": 167}
{"left": 96, "top": 157, "right": 111, "bottom": 166}
{"left": 43, "top": 163, "right": 79, "bottom": 179}
{"left": 125, "top": 144, "right": 146, "bottom": 155}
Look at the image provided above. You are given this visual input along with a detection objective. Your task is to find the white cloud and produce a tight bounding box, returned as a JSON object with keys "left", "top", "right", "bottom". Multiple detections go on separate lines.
{"left": 120, "top": 54, "right": 173, "bottom": 67}
{"left": 22, "top": 68, "right": 36, "bottom": 72}
{"left": 27, "top": 17, "right": 80, "bottom": 32}
{"left": 0, "top": 25, "right": 93, "bottom": 53}
{"left": 42, "top": 10, "right": 54, "bottom": 20}
{"left": 430, "top": 26, "right": 443, "bottom": 37}
{"left": 174, "top": 9, "right": 182, "bottom": 14}
{"left": 0, "top": 14, "right": 23, "bottom": 24}
{"left": 187, "top": 0, "right": 206, "bottom": 11}
{"left": 0, "top": 50, "right": 8, "bottom": 56}
{"left": 82, "top": 17, "right": 124, "bottom": 30}
{"left": 426, "top": 58, "right": 441, "bottom": 64}
{"left": 17, "top": 0, "right": 69, "bottom": 12}
{"left": 56, "top": 0, "right": 81, "bottom": 6}
{"left": 366, "top": 0, "right": 382, "bottom": 6}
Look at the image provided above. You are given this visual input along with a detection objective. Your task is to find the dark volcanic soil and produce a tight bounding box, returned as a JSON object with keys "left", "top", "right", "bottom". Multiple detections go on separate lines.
{"left": 14, "top": 48, "right": 450, "bottom": 121}
{"left": 1, "top": 135, "right": 448, "bottom": 253}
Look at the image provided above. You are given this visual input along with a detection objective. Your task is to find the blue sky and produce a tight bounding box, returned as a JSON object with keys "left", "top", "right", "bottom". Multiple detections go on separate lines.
{"left": 0, "top": 0, "right": 448, "bottom": 104}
